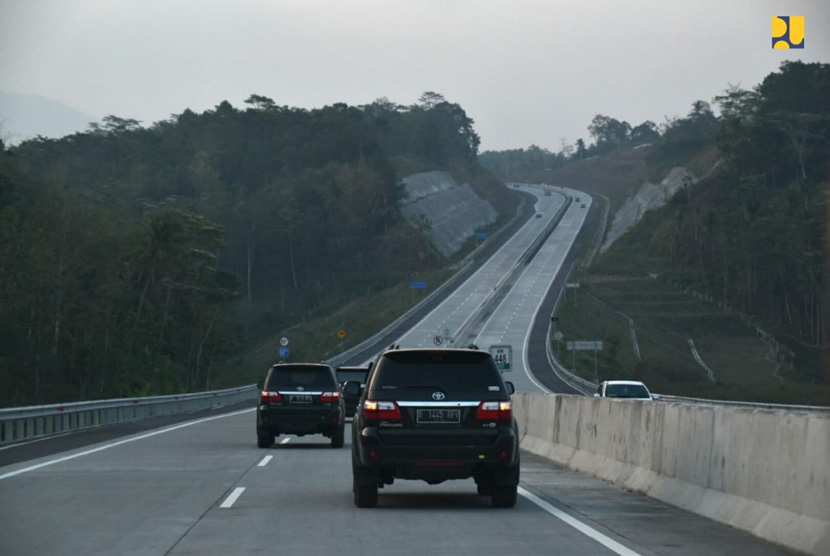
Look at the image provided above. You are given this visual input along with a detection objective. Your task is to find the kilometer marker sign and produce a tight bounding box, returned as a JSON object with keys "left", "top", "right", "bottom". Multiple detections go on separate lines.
{"left": 489, "top": 345, "right": 512, "bottom": 372}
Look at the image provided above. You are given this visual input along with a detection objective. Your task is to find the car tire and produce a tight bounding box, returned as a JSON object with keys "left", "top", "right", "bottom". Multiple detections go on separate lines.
{"left": 353, "top": 465, "right": 378, "bottom": 508}
{"left": 491, "top": 482, "right": 518, "bottom": 508}
{"left": 476, "top": 479, "right": 493, "bottom": 496}
{"left": 331, "top": 425, "right": 345, "bottom": 448}
{"left": 257, "top": 434, "right": 272, "bottom": 448}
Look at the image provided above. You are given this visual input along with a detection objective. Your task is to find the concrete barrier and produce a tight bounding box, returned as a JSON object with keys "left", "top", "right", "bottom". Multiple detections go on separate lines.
{"left": 513, "top": 393, "right": 830, "bottom": 555}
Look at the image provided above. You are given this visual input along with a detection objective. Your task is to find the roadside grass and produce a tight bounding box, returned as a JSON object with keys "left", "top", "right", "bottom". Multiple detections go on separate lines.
{"left": 223, "top": 267, "right": 458, "bottom": 385}
{"left": 555, "top": 276, "right": 830, "bottom": 406}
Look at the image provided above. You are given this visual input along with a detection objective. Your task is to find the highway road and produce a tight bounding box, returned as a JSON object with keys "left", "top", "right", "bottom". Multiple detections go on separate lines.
{"left": 393, "top": 186, "right": 565, "bottom": 349}
{"left": 0, "top": 410, "right": 793, "bottom": 555}
{"left": 0, "top": 184, "right": 796, "bottom": 555}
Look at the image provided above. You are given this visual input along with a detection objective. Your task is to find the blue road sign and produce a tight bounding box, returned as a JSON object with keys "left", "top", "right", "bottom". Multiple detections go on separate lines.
{"left": 475, "top": 232, "right": 487, "bottom": 240}
{"left": 409, "top": 281, "right": 428, "bottom": 289}
{"left": 279, "top": 346, "right": 290, "bottom": 358}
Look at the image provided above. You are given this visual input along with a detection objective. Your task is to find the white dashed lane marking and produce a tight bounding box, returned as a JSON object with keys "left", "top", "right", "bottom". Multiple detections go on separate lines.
{"left": 220, "top": 487, "right": 246, "bottom": 509}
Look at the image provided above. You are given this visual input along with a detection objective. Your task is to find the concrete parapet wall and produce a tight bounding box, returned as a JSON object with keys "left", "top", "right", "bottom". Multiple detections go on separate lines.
{"left": 512, "top": 393, "right": 830, "bottom": 555}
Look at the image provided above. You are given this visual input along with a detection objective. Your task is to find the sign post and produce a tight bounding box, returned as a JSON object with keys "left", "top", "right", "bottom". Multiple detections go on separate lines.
{"left": 566, "top": 340, "right": 603, "bottom": 381}
{"left": 489, "top": 345, "right": 512, "bottom": 373}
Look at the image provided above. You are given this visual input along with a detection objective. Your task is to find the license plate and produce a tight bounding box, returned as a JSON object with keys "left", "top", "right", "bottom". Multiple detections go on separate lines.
{"left": 289, "top": 394, "right": 312, "bottom": 403}
{"left": 417, "top": 408, "right": 460, "bottom": 424}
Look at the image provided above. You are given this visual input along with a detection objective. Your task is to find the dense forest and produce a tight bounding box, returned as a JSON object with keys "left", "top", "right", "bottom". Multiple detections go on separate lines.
{"left": 0, "top": 92, "right": 510, "bottom": 406}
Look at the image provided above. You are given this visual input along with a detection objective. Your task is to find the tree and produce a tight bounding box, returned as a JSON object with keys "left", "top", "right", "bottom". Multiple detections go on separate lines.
{"left": 630, "top": 121, "right": 660, "bottom": 145}
{"left": 574, "top": 138, "right": 587, "bottom": 160}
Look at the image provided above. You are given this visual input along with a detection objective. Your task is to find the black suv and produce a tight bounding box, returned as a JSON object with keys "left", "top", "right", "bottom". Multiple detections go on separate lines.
{"left": 257, "top": 363, "right": 346, "bottom": 448}
{"left": 346, "top": 348, "right": 519, "bottom": 508}
{"left": 336, "top": 365, "right": 370, "bottom": 417}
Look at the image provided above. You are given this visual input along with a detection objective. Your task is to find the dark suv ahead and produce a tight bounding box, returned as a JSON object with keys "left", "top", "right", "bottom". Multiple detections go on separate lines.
{"left": 257, "top": 363, "right": 346, "bottom": 448}
{"left": 336, "top": 365, "right": 370, "bottom": 417}
{"left": 346, "top": 348, "right": 519, "bottom": 508}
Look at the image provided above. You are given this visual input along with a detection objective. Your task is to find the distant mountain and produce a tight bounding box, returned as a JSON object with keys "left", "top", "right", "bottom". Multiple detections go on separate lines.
{"left": 0, "top": 92, "right": 98, "bottom": 145}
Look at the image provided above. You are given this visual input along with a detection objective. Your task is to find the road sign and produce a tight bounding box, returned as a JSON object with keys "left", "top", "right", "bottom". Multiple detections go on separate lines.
{"left": 433, "top": 335, "right": 444, "bottom": 346}
{"left": 409, "top": 281, "right": 428, "bottom": 289}
{"left": 566, "top": 283, "right": 580, "bottom": 288}
{"left": 475, "top": 232, "right": 487, "bottom": 240}
{"left": 280, "top": 337, "right": 289, "bottom": 347}
{"left": 279, "top": 346, "right": 290, "bottom": 359}
{"left": 489, "top": 345, "right": 512, "bottom": 372}
{"left": 554, "top": 331, "right": 563, "bottom": 341}
{"left": 566, "top": 341, "right": 603, "bottom": 351}
{"left": 337, "top": 329, "right": 347, "bottom": 339}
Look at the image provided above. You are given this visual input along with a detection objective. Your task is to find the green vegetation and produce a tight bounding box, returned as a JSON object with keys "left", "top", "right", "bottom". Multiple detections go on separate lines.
{"left": 0, "top": 92, "right": 516, "bottom": 406}
{"left": 547, "top": 61, "right": 830, "bottom": 405}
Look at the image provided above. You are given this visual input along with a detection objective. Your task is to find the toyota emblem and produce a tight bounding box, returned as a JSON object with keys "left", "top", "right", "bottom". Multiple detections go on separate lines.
{"left": 297, "top": 386, "right": 304, "bottom": 392}
{"left": 432, "top": 392, "right": 445, "bottom": 401}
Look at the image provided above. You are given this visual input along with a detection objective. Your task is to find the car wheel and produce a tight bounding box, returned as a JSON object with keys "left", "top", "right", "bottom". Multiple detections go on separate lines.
{"left": 491, "top": 483, "right": 518, "bottom": 508}
{"left": 331, "top": 425, "right": 345, "bottom": 448}
{"left": 353, "top": 466, "right": 378, "bottom": 508}
{"left": 476, "top": 479, "right": 493, "bottom": 496}
{"left": 257, "top": 434, "right": 272, "bottom": 448}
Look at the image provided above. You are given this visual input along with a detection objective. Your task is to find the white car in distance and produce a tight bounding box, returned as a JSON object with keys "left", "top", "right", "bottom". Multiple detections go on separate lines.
{"left": 594, "top": 380, "right": 659, "bottom": 401}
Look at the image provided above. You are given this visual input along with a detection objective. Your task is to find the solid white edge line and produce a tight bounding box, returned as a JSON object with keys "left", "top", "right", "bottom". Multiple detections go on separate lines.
{"left": 220, "top": 487, "right": 246, "bottom": 509}
{"left": 518, "top": 487, "right": 642, "bottom": 556}
{"left": 257, "top": 455, "right": 273, "bottom": 467}
{"left": 0, "top": 408, "right": 256, "bottom": 480}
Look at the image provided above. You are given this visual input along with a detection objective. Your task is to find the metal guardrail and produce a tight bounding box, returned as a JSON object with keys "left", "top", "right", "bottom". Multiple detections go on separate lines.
{"left": 0, "top": 385, "right": 258, "bottom": 446}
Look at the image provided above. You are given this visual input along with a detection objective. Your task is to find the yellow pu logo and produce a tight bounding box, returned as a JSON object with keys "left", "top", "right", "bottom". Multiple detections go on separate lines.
{"left": 772, "top": 16, "right": 804, "bottom": 49}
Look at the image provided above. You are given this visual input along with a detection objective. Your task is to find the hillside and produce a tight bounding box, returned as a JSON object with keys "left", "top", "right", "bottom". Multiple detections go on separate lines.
{"left": 549, "top": 61, "right": 829, "bottom": 405}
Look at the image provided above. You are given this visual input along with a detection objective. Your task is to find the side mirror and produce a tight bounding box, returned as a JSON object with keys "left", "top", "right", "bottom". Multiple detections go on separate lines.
{"left": 593, "top": 393, "right": 600, "bottom": 398}
{"left": 651, "top": 393, "right": 661, "bottom": 400}
{"left": 504, "top": 381, "right": 515, "bottom": 395}
{"left": 343, "top": 381, "right": 362, "bottom": 397}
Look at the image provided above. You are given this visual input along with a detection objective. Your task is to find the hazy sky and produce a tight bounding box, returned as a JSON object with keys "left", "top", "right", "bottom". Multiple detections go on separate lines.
{"left": 1, "top": 0, "right": 828, "bottom": 151}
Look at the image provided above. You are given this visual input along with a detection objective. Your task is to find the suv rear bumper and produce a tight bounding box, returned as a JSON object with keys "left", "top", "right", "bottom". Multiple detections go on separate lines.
{"left": 353, "top": 425, "right": 519, "bottom": 480}
{"left": 258, "top": 406, "right": 343, "bottom": 436}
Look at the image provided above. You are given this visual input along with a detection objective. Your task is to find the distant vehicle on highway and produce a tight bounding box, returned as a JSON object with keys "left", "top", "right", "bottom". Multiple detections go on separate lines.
{"left": 594, "top": 380, "right": 658, "bottom": 400}
{"left": 257, "top": 363, "right": 346, "bottom": 448}
{"left": 581, "top": 203, "right": 586, "bottom": 208}
{"left": 536, "top": 213, "right": 542, "bottom": 218}
{"left": 346, "top": 347, "right": 520, "bottom": 508}
{"left": 336, "top": 365, "right": 370, "bottom": 417}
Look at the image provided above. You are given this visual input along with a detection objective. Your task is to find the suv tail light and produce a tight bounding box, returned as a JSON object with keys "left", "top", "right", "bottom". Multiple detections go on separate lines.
{"left": 320, "top": 391, "right": 340, "bottom": 404}
{"left": 363, "top": 400, "right": 402, "bottom": 421}
{"left": 261, "top": 391, "right": 282, "bottom": 403}
{"left": 476, "top": 401, "right": 512, "bottom": 423}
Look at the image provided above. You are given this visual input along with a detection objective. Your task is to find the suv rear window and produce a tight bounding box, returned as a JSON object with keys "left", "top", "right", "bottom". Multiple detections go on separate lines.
{"left": 336, "top": 368, "right": 368, "bottom": 384}
{"left": 368, "top": 350, "right": 506, "bottom": 399}
{"left": 266, "top": 365, "right": 336, "bottom": 391}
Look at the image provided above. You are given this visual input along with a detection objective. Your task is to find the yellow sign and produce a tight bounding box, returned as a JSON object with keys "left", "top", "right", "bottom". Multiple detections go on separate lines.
{"left": 772, "top": 16, "right": 804, "bottom": 49}
{"left": 337, "top": 329, "right": 347, "bottom": 339}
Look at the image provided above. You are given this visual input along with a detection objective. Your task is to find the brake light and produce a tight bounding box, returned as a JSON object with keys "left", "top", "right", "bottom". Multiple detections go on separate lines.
{"left": 321, "top": 391, "right": 340, "bottom": 403}
{"left": 261, "top": 391, "right": 282, "bottom": 403}
{"left": 476, "top": 401, "right": 512, "bottom": 423}
{"left": 363, "top": 400, "right": 402, "bottom": 421}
